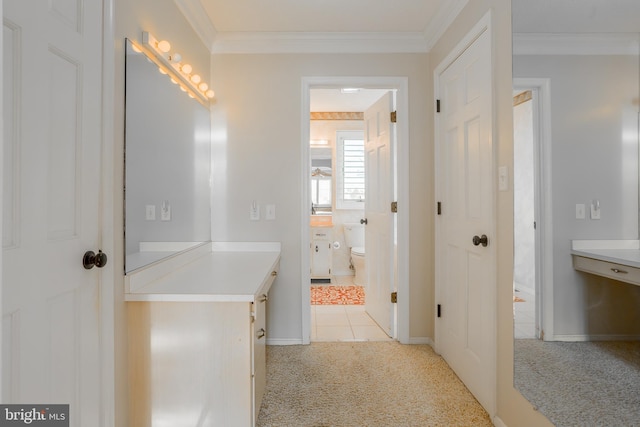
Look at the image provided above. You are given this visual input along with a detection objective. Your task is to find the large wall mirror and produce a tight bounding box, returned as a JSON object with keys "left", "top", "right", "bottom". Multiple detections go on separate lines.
{"left": 124, "top": 39, "right": 211, "bottom": 273}
{"left": 512, "top": 1, "right": 640, "bottom": 425}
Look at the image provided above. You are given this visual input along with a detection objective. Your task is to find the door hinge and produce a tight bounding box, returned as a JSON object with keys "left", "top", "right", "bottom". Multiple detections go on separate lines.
{"left": 391, "top": 201, "right": 398, "bottom": 213}
{"left": 391, "top": 292, "right": 398, "bottom": 304}
{"left": 534, "top": 221, "right": 537, "bottom": 230}
{"left": 437, "top": 304, "right": 441, "bottom": 318}
{"left": 437, "top": 201, "right": 442, "bottom": 215}
{"left": 436, "top": 99, "right": 441, "bottom": 113}
{"left": 390, "top": 111, "right": 397, "bottom": 123}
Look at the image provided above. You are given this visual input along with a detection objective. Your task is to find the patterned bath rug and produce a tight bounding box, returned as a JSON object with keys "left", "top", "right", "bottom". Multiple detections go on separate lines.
{"left": 311, "top": 285, "right": 365, "bottom": 305}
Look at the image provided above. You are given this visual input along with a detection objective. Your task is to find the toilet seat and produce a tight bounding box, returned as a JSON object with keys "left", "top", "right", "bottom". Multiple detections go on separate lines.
{"left": 351, "top": 246, "right": 365, "bottom": 256}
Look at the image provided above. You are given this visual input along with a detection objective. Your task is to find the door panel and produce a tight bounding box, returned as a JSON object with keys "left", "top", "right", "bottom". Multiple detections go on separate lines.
{"left": 364, "top": 92, "right": 394, "bottom": 337}
{"left": 3, "top": 0, "right": 104, "bottom": 424}
{"left": 436, "top": 27, "right": 496, "bottom": 413}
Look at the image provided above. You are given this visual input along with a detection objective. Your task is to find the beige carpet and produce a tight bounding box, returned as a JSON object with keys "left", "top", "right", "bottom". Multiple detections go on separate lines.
{"left": 514, "top": 339, "right": 640, "bottom": 426}
{"left": 257, "top": 342, "right": 492, "bottom": 426}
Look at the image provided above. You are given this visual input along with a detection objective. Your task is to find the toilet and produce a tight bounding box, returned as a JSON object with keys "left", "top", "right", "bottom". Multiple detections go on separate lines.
{"left": 343, "top": 223, "right": 366, "bottom": 286}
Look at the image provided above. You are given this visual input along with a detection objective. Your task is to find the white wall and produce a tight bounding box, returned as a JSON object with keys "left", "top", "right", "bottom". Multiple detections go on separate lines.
{"left": 514, "top": 54, "right": 640, "bottom": 338}
{"left": 210, "top": 53, "right": 431, "bottom": 342}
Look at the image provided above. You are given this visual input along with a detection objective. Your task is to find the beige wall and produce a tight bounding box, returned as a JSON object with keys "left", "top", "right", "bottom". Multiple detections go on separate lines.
{"left": 112, "top": 0, "right": 212, "bottom": 423}
{"left": 210, "top": 53, "right": 432, "bottom": 341}
{"left": 430, "top": 1, "right": 552, "bottom": 425}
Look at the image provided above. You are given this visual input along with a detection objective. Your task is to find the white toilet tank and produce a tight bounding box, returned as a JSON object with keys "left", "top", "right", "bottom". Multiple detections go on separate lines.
{"left": 343, "top": 223, "right": 365, "bottom": 248}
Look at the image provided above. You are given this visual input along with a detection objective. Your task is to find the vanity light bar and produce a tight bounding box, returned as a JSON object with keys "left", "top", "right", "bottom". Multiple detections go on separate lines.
{"left": 140, "top": 31, "right": 215, "bottom": 106}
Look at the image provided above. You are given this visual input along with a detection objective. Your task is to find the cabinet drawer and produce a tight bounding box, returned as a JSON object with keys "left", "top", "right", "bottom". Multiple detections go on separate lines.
{"left": 311, "top": 229, "right": 332, "bottom": 240}
{"left": 573, "top": 255, "right": 640, "bottom": 287}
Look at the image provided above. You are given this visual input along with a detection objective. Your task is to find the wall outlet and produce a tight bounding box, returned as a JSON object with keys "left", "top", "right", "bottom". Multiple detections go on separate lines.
{"left": 590, "top": 200, "right": 601, "bottom": 220}
{"left": 161, "top": 201, "right": 171, "bottom": 221}
{"left": 575, "top": 204, "right": 585, "bottom": 220}
{"left": 250, "top": 201, "right": 260, "bottom": 221}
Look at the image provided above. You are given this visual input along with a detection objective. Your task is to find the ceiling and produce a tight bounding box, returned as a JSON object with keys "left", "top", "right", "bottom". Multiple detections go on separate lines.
{"left": 310, "top": 89, "right": 390, "bottom": 112}
{"left": 174, "top": 0, "right": 469, "bottom": 53}
{"left": 512, "top": 0, "right": 640, "bottom": 33}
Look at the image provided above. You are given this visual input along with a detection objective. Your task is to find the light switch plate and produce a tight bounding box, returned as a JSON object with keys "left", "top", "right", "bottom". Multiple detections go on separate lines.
{"left": 498, "top": 166, "right": 508, "bottom": 191}
{"left": 265, "top": 204, "right": 276, "bottom": 220}
{"left": 145, "top": 205, "right": 156, "bottom": 221}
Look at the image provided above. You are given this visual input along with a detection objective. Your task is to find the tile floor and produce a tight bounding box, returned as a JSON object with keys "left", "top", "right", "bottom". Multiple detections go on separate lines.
{"left": 311, "top": 304, "right": 393, "bottom": 342}
{"left": 311, "top": 275, "right": 392, "bottom": 342}
{"left": 514, "top": 288, "right": 536, "bottom": 339}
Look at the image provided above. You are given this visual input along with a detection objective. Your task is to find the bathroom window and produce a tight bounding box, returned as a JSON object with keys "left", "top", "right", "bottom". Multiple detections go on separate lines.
{"left": 336, "top": 130, "right": 365, "bottom": 209}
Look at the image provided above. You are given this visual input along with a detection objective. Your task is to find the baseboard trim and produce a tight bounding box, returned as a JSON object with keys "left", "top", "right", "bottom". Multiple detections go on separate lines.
{"left": 549, "top": 334, "right": 640, "bottom": 342}
{"left": 493, "top": 416, "right": 508, "bottom": 427}
{"left": 266, "top": 338, "right": 305, "bottom": 346}
{"left": 406, "top": 337, "right": 434, "bottom": 346}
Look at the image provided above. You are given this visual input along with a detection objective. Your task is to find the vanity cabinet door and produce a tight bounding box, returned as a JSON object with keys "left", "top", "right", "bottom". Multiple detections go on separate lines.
{"left": 311, "top": 228, "right": 332, "bottom": 279}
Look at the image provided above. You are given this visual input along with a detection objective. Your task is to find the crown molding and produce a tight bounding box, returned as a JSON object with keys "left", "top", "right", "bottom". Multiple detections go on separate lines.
{"left": 175, "top": 0, "right": 469, "bottom": 54}
{"left": 210, "top": 31, "right": 430, "bottom": 54}
{"left": 423, "top": 0, "right": 470, "bottom": 52}
{"left": 513, "top": 33, "right": 640, "bottom": 56}
{"left": 173, "top": 0, "right": 217, "bottom": 52}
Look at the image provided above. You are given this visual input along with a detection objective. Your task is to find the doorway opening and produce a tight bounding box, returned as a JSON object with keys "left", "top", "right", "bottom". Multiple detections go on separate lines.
{"left": 512, "top": 78, "right": 553, "bottom": 341}
{"left": 309, "top": 89, "right": 391, "bottom": 342}
{"left": 513, "top": 89, "right": 538, "bottom": 339}
{"left": 301, "top": 77, "right": 410, "bottom": 345}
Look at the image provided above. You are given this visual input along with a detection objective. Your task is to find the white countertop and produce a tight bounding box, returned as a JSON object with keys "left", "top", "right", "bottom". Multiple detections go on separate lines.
{"left": 571, "top": 240, "right": 640, "bottom": 268}
{"left": 125, "top": 242, "right": 281, "bottom": 302}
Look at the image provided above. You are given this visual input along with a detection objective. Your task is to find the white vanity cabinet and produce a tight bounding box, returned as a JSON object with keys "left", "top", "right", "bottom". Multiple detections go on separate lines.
{"left": 125, "top": 243, "right": 280, "bottom": 427}
{"left": 311, "top": 227, "right": 332, "bottom": 279}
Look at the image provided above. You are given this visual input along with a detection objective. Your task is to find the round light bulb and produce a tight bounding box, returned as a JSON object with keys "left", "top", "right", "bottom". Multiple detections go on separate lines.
{"left": 205, "top": 89, "right": 215, "bottom": 99}
{"left": 170, "top": 78, "right": 178, "bottom": 85}
{"left": 158, "top": 67, "right": 167, "bottom": 75}
{"left": 157, "top": 40, "right": 171, "bottom": 53}
{"left": 131, "top": 44, "right": 142, "bottom": 53}
{"left": 191, "top": 74, "right": 201, "bottom": 84}
{"left": 170, "top": 52, "right": 182, "bottom": 63}
{"left": 180, "top": 86, "right": 186, "bottom": 92}
{"left": 181, "top": 64, "right": 192, "bottom": 74}
{"left": 198, "top": 82, "right": 208, "bottom": 91}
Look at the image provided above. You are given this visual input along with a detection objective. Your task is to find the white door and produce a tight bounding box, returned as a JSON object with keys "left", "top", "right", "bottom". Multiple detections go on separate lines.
{"left": 363, "top": 91, "right": 394, "bottom": 337}
{"left": 435, "top": 27, "right": 496, "bottom": 413}
{"left": 3, "top": 0, "right": 105, "bottom": 424}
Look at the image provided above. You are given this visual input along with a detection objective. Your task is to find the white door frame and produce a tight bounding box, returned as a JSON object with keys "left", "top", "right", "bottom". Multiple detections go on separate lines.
{"left": 513, "top": 78, "right": 554, "bottom": 340}
{"left": 100, "top": 0, "right": 117, "bottom": 424}
{"left": 301, "top": 76, "right": 410, "bottom": 344}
